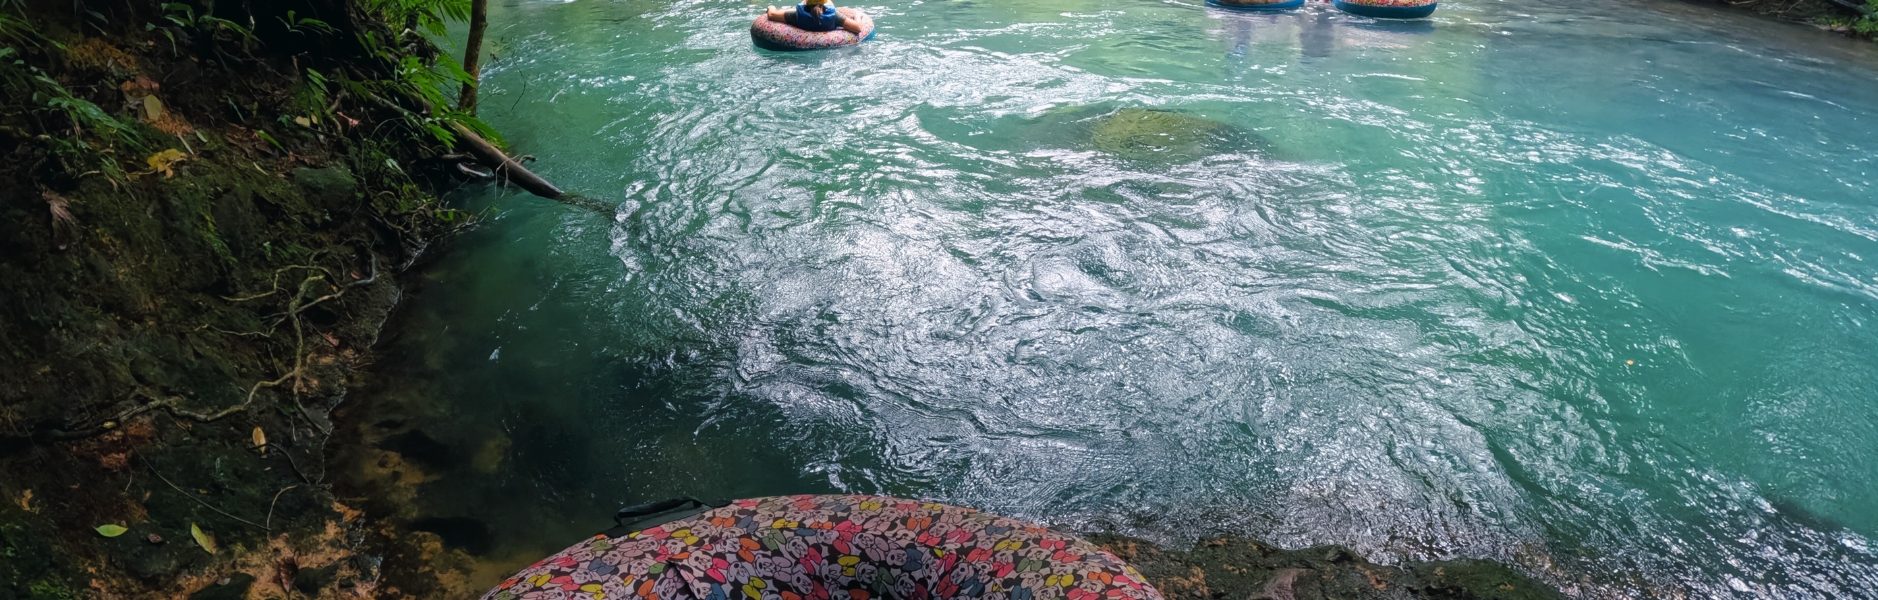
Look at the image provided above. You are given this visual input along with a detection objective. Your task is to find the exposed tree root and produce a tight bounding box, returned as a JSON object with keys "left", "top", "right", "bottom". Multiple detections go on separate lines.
{"left": 264, "top": 485, "right": 300, "bottom": 531}
{"left": 142, "top": 455, "right": 272, "bottom": 532}
{"left": 105, "top": 255, "right": 381, "bottom": 435}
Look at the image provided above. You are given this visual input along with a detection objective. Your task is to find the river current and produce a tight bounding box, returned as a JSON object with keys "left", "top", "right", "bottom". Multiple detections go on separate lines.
{"left": 345, "top": 0, "right": 1878, "bottom": 597}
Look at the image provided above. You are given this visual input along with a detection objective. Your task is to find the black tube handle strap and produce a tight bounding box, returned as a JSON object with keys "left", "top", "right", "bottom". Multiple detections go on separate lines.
{"left": 605, "top": 496, "right": 728, "bottom": 538}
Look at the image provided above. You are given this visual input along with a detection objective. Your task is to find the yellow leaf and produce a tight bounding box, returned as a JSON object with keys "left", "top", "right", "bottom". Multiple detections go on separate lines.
{"left": 251, "top": 426, "right": 267, "bottom": 450}
{"left": 95, "top": 524, "right": 129, "bottom": 538}
{"left": 140, "top": 95, "right": 166, "bottom": 123}
{"left": 293, "top": 116, "right": 312, "bottom": 127}
{"left": 190, "top": 522, "right": 217, "bottom": 554}
{"left": 144, "top": 149, "right": 188, "bottom": 179}
{"left": 15, "top": 489, "right": 32, "bottom": 512}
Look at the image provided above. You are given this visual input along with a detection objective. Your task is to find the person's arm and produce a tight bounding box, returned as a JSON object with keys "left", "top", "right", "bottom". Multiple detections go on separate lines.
{"left": 766, "top": 6, "right": 792, "bottom": 22}
{"left": 840, "top": 14, "right": 863, "bottom": 34}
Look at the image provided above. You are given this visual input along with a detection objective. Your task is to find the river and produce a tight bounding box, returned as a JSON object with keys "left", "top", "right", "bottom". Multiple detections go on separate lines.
{"left": 339, "top": 0, "right": 1878, "bottom": 596}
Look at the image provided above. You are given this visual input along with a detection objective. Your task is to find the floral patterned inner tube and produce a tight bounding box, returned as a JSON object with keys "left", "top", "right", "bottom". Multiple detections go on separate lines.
{"left": 1331, "top": 0, "right": 1437, "bottom": 19}
{"left": 750, "top": 8, "right": 875, "bottom": 51}
{"left": 484, "top": 495, "right": 1166, "bottom": 600}
{"left": 1204, "top": 0, "right": 1304, "bottom": 11}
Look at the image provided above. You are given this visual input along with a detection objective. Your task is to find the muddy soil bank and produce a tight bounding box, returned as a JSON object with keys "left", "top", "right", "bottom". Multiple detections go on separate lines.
{"left": 0, "top": 1, "right": 478, "bottom": 596}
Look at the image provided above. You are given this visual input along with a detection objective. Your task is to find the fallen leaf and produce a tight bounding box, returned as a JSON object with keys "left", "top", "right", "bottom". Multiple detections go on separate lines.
{"left": 251, "top": 426, "right": 268, "bottom": 450}
{"left": 14, "top": 489, "right": 31, "bottom": 512}
{"left": 95, "top": 524, "right": 129, "bottom": 538}
{"left": 144, "top": 149, "right": 188, "bottom": 179}
{"left": 190, "top": 522, "right": 217, "bottom": 554}
{"left": 140, "top": 95, "right": 166, "bottom": 123}
{"left": 292, "top": 116, "right": 312, "bottom": 127}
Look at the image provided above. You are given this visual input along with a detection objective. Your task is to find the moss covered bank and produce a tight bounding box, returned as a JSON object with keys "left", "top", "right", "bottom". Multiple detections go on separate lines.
{"left": 0, "top": 0, "right": 487, "bottom": 596}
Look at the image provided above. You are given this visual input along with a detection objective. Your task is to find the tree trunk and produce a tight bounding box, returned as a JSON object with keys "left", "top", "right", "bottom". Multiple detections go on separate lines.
{"left": 458, "top": 0, "right": 489, "bottom": 114}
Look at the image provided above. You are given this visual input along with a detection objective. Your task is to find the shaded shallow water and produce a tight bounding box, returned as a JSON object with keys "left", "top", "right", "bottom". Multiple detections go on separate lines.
{"left": 343, "top": 0, "right": 1878, "bottom": 596}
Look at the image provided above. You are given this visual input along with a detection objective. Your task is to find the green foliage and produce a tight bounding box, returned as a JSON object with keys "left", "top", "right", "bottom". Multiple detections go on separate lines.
{"left": 340, "top": 29, "right": 499, "bottom": 149}
{"left": 291, "top": 67, "right": 332, "bottom": 117}
{"left": 198, "top": 208, "right": 236, "bottom": 267}
{"left": 278, "top": 10, "right": 338, "bottom": 36}
{"left": 0, "top": 24, "right": 140, "bottom": 180}
{"left": 1829, "top": 0, "right": 1878, "bottom": 37}
{"left": 360, "top": 0, "right": 472, "bottom": 36}
{"left": 25, "top": 579, "right": 76, "bottom": 600}
{"left": 152, "top": 2, "right": 259, "bottom": 58}
{"left": 1856, "top": 1, "right": 1878, "bottom": 36}
{"left": 0, "top": 10, "right": 50, "bottom": 51}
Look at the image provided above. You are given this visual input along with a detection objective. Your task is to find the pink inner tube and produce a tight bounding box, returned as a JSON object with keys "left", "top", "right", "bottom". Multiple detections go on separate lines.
{"left": 750, "top": 8, "right": 874, "bottom": 50}
{"left": 483, "top": 495, "right": 1165, "bottom": 600}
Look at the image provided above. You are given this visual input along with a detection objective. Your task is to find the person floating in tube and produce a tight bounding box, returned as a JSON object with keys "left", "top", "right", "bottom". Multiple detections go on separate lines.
{"left": 766, "top": 0, "right": 867, "bottom": 34}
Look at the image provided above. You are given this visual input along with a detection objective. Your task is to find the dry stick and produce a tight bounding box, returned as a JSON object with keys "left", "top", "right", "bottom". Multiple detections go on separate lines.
{"left": 141, "top": 457, "right": 272, "bottom": 532}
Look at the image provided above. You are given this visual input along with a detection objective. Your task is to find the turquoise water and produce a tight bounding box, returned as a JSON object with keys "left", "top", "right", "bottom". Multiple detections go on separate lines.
{"left": 350, "top": 0, "right": 1878, "bottom": 596}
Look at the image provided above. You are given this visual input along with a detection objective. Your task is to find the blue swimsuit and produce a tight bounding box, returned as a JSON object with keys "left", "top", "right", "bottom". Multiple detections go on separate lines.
{"left": 790, "top": 3, "right": 845, "bottom": 31}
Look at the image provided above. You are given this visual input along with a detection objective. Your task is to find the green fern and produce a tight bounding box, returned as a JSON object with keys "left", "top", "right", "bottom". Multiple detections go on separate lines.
{"left": 361, "top": 0, "right": 472, "bottom": 36}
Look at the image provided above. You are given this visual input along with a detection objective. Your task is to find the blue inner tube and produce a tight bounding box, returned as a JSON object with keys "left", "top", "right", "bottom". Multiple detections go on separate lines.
{"left": 1331, "top": 0, "right": 1438, "bottom": 19}
{"left": 1205, "top": 0, "right": 1305, "bottom": 11}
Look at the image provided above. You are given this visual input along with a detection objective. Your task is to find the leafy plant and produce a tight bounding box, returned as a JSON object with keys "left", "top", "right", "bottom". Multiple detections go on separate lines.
{"left": 153, "top": 2, "right": 260, "bottom": 58}
{"left": 1856, "top": 1, "right": 1878, "bottom": 36}
{"left": 291, "top": 67, "right": 332, "bottom": 119}
{"left": 359, "top": 0, "right": 472, "bottom": 37}
{"left": 0, "top": 55, "right": 140, "bottom": 180}
{"left": 278, "top": 10, "right": 338, "bottom": 36}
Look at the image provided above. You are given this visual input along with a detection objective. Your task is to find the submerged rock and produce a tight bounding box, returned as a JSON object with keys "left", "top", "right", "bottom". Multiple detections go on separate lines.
{"left": 1088, "top": 107, "right": 1252, "bottom": 162}
{"left": 913, "top": 103, "right": 1271, "bottom": 164}
{"left": 409, "top": 515, "right": 495, "bottom": 556}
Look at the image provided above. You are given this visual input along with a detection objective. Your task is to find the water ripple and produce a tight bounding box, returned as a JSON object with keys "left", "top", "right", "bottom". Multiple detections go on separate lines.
{"left": 377, "top": 0, "right": 1878, "bottom": 596}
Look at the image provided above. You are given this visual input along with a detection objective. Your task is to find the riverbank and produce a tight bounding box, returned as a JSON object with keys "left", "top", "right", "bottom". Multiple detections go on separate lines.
{"left": 0, "top": 1, "right": 481, "bottom": 596}
{"left": 1687, "top": 0, "right": 1876, "bottom": 36}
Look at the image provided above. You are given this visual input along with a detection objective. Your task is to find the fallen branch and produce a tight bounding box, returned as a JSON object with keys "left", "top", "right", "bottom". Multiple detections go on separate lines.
{"left": 367, "top": 93, "right": 610, "bottom": 214}
{"left": 446, "top": 121, "right": 563, "bottom": 199}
